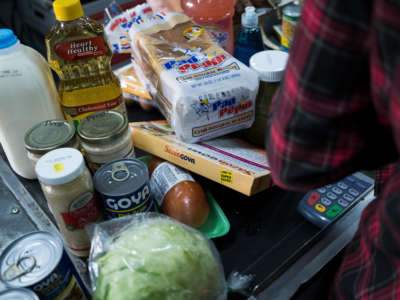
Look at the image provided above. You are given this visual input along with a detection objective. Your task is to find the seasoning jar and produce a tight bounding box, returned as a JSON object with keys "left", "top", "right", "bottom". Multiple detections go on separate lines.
{"left": 281, "top": 3, "right": 302, "bottom": 51}
{"left": 35, "top": 148, "right": 103, "bottom": 257}
{"left": 244, "top": 50, "right": 289, "bottom": 147}
{"left": 77, "top": 110, "right": 135, "bottom": 173}
{"left": 24, "top": 120, "right": 79, "bottom": 168}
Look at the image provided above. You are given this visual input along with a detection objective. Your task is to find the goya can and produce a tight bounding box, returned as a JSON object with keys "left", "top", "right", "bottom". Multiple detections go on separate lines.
{"left": 94, "top": 158, "right": 154, "bottom": 219}
{"left": 0, "top": 231, "right": 84, "bottom": 300}
{"left": 0, "top": 288, "right": 39, "bottom": 300}
{"left": 281, "top": 4, "right": 302, "bottom": 51}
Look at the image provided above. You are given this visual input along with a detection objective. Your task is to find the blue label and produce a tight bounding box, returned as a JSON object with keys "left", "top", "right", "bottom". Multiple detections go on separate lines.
{"left": 101, "top": 183, "right": 155, "bottom": 219}
{"left": 30, "top": 251, "right": 80, "bottom": 300}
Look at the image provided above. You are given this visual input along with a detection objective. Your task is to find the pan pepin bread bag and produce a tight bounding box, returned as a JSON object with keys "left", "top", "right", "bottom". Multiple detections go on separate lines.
{"left": 128, "top": 6, "right": 259, "bottom": 143}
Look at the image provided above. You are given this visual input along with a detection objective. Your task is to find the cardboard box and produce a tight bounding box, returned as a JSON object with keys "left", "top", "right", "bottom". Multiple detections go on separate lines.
{"left": 130, "top": 121, "right": 273, "bottom": 196}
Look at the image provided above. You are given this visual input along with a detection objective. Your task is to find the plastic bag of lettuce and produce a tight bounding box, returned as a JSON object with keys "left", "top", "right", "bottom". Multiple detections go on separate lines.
{"left": 88, "top": 213, "right": 227, "bottom": 300}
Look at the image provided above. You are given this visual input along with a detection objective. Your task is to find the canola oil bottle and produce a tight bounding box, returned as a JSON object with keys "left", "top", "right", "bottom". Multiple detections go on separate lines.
{"left": 45, "top": 0, "right": 126, "bottom": 128}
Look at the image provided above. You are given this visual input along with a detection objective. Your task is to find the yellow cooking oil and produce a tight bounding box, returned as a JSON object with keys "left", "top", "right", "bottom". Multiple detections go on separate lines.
{"left": 45, "top": 0, "right": 126, "bottom": 128}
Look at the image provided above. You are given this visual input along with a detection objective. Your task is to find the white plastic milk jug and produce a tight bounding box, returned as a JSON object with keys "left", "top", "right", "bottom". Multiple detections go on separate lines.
{"left": 0, "top": 29, "right": 63, "bottom": 179}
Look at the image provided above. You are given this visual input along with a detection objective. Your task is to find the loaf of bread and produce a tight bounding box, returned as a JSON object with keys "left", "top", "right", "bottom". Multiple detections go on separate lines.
{"left": 129, "top": 6, "right": 259, "bottom": 143}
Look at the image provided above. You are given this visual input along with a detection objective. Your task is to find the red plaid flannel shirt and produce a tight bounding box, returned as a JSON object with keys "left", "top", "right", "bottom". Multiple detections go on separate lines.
{"left": 266, "top": 0, "right": 400, "bottom": 298}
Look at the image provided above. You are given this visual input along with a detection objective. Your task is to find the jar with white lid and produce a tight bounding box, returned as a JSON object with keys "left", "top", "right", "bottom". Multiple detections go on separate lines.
{"left": 24, "top": 119, "right": 80, "bottom": 168}
{"left": 244, "top": 50, "right": 289, "bottom": 146}
{"left": 35, "top": 148, "right": 102, "bottom": 257}
{"left": 77, "top": 110, "right": 135, "bottom": 173}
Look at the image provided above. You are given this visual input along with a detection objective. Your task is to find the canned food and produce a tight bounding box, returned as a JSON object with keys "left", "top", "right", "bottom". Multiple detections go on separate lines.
{"left": 24, "top": 120, "right": 80, "bottom": 168}
{"left": 94, "top": 159, "right": 154, "bottom": 219}
{"left": 77, "top": 110, "right": 135, "bottom": 173}
{"left": 281, "top": 4, "right": 302, "bottom": 51}
{"left": 0, "top": 288, "right": 39, "bottom": 300}
{"left": 0, "top": 231, "right": 84, "bottom": 300}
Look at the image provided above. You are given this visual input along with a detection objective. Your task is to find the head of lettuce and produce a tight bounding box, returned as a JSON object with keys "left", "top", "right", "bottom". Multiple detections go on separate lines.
{"left": 89, "top": 213, "right": 227, "bottom": 300}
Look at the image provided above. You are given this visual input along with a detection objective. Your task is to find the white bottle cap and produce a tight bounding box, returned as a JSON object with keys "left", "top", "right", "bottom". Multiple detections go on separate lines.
{"left": 249, "top": 50, "right": 289, "bottom": 82}
{"left": 241, "top": 6, "right": 268, "bottom": 28}
{"left": 35, "top": 148, "right": 85, "bottom": 185}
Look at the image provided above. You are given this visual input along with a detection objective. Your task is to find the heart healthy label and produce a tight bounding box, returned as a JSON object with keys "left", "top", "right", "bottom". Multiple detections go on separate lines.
{"left": 54, "top": 37, "right": 107, "bottom": 61}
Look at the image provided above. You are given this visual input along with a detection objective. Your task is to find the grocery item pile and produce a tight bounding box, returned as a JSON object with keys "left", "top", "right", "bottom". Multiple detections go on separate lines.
{"left": 0, "top": 0, "right": 295, "bottom": 298}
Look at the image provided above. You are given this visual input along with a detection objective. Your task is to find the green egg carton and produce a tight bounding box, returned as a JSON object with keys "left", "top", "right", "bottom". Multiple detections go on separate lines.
{"left": 138, "top": 156, "right": 230, "bottom": 239}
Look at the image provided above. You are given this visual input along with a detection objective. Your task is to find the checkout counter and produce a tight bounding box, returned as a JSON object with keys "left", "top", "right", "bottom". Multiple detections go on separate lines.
{"left": 0, "top": 106, "right": 375, "bottom": 300}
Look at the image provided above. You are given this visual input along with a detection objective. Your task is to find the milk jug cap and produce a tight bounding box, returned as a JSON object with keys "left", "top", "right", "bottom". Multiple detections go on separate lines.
{"left": 0, "top": 29, "right": 18, "bottom": 49}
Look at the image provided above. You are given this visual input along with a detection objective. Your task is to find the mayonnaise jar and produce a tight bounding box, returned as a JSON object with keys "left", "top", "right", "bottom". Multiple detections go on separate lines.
{"left": 35, "top": 148, "right": 103, "bottom": 257}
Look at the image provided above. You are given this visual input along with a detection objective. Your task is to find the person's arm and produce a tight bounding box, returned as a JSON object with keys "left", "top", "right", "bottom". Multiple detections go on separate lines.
{"left": 266, "top": 0, "right": 397, "bottom": 191}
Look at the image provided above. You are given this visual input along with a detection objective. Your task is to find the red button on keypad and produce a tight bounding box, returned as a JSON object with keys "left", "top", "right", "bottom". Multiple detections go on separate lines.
{"left": 307, "top": 192, "right": 320, "bottom": 206}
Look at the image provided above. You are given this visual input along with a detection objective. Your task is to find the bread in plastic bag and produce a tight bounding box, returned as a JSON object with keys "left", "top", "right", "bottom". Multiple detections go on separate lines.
{"left": 114, "top": 62, "right": 156, "bottom": 110}
{"left": 88, "top": 213, "right": 227, "bottom": 300}
{"left": 128, "top": 7, "right": 259, "bottom": 143}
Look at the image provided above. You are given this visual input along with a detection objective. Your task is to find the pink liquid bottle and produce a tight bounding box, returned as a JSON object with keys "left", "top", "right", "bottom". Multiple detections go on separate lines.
{"left": 180, "top": 0, "right": 236, "bottom": 54}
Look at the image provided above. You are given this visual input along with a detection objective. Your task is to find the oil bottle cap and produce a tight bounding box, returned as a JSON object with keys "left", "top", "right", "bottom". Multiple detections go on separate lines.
{"left": 250, "top": 50, "right": 289, "bottom": 82}
{"left": 53, "top": 0, "right": 84, "bottom": 22}
{"left": 0, "top": 29, "right": 18, "bottom": 49}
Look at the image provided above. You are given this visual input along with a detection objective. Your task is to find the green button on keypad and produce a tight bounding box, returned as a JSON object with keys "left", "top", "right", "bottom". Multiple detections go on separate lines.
{"left": 326, "top": 204, "right": 343, "bottom": 219}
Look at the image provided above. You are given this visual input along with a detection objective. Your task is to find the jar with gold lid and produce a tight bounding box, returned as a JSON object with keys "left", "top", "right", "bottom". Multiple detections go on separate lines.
{"left": 24, "top": 120, "right": 80, "bottom": 168}
{"left": 77, "top": 110, "right": 135, "bottom": 173}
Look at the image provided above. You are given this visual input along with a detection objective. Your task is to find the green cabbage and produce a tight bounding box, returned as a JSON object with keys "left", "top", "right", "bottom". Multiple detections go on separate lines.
{"left": 94, "top": 219, "right": 226, "bottom": 300}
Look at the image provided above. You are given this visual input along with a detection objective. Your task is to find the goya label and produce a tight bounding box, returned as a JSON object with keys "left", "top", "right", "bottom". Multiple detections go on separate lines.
{"left": 31, "top": 251, "right": 83, "bottom": 300}
{"left": 102, "top": 183, "right": 154, "bottom": 219}
{"left": 54, "top": 37, "right": 107, "bottom": 61}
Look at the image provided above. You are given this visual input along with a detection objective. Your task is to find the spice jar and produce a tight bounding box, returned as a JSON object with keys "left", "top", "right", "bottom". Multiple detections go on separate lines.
{"left": 77, "top": 110, "right": 135, "bottom": 173}
{"left": 281, "top": 3, "right": 302, "bottom": 51}
{"left": 244, "top": 50, "right": 289, "bottom": 147}
{"left": 24, "top": 120, "right": 79, "bottom": 168}
{"left": 35, "top": 148, "right": 102, "bottom": 257}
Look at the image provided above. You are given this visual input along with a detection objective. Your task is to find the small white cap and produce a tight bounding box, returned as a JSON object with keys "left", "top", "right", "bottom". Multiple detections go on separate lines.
{"left": 250, "top": 50, "right": 289, "bottom": 82}
{"left": 242, "top": 6, "right": 267, "bottom": 28}
{"left": 35, "top": 148, "right": 85, "bottom": 185}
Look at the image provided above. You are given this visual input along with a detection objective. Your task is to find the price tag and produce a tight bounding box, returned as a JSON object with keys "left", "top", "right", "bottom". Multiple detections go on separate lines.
{"left": 53, "top": 163, "right": 64, "bottom": 173}
{"left": 220, "top": 170, "right": 232, "bottom": 184}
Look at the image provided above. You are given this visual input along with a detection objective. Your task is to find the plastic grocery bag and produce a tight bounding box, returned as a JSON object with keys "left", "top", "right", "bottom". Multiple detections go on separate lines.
{"left": 88, "top": 213, "right": 227, "bottom": 300}
{"left": 104, "top": 4, "right": 161, "bottom": 101}
{"left": 128, "top": 5, "right": 259, "bottom": 143}
{"left": 114, "top": 62, "right": 156, "bottom": 110}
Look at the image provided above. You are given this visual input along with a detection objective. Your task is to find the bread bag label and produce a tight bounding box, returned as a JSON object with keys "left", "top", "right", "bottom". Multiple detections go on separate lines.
{"left": 150, "top": 162, "right": 195, "bottom": 206}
